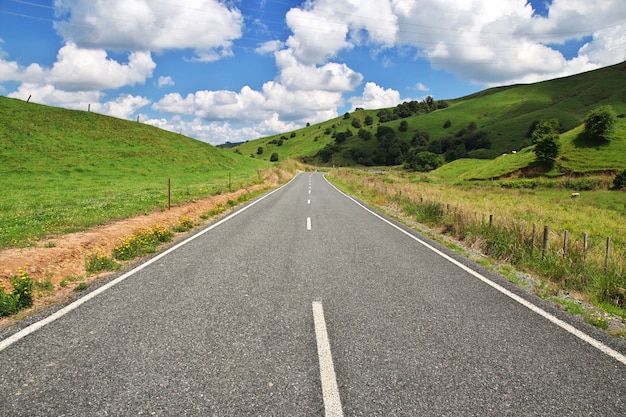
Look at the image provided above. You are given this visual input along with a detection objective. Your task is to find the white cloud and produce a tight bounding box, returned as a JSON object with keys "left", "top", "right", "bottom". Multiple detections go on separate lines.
{"left": 389, "top": 0, "right": 626, "bottom": 85}
{"left": 54, "top": 0, "right": 243, "bottom": 61}
{"left": 157, "top": 76, "right": 175, "bottom": 88}
{"left": 275, "top": 50, "right": 363, "bottom": 92}
{"left": 91, "top": 94, "right": 151, "bottom": 119}
{"left": 141, "top": 115, "right": 276, "bottom": 145}
{"left": 285, "top": 0, "right": 397, "bottom": 65}
{"left": 349, "top": 82, "right": 403, "bottom": 110}
{"left": 415, "top": 82, "right": 429, "bottom": 92}
{"left": 256, "top": 40, "right": 283, "bottom": 55}
{"left": 46, "top": 43, "right": 155, "bottom": 91}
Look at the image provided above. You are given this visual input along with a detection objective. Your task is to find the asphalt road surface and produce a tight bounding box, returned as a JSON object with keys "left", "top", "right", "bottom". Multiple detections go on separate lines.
{"left": 1, "top": 172, "right": 626, "bottom": 416}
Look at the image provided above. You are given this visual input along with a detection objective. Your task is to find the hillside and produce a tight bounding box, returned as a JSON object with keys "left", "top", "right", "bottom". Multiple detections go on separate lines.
{"left": 234, "top": 61, "right": 626, "bottom": 173}
{"left": 0, "top": 96, "right": 269, "bottom": 248}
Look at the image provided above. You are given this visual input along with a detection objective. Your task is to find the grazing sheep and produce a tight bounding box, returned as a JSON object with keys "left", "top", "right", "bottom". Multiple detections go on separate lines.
{"left": 571, "top": 192, "right": 580, "bottom": 198}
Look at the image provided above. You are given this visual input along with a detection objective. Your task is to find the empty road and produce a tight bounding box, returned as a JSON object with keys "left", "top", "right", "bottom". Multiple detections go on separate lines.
{"left": 1, "top": 172, "right": 626, "bottom": 416}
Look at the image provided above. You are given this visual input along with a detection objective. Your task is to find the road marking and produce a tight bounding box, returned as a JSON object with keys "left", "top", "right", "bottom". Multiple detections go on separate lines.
{"left": 0, "top": 175, "right": 300, "bottom": 353}
{"left": 323, "top": 176, "right": 626, "bottom": 367}
{"left": 308, "top": 199, "right": 311, "bottom": 205}
{"left": 312, "top": 301, "right": 344, "bottom": 417}
{"left": 307, "top": 217, "right": 312, "bottom": 230}
{"left": 309, "top": 189, "right": 311, "bottom": 195}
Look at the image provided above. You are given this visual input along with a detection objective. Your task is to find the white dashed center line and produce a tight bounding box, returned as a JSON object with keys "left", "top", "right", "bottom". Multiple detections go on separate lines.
{"left": 312, "top": 301, "right": 343, "bottom": 417}
{"left": 307, "top": 217, "right": 312, "bottom": 230}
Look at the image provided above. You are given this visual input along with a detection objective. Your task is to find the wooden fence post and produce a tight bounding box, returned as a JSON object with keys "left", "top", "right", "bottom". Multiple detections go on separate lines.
{"left": 542, "top": 225, "right": 549, "bottom": 259}
{"left": 605, "top": 236, "right": 611, "bottom": 271}
{"left": 531, "top": 223, "right": 537, "bottom": 253}
{"left": 583, "top": 233, "right": 588, "bottom": 265}
{"left": 563, "top": 230, "right": 569, "bottom": 258}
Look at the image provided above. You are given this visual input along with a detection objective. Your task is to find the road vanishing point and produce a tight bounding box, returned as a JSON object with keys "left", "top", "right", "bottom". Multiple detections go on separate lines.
{"left": 1, "top": 172, "right": 626, "bottom": 416}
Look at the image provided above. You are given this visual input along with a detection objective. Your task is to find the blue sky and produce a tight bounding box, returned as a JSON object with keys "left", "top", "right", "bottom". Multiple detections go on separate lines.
{"left": 1, "top": 1, "right": 625, "bottom": 145}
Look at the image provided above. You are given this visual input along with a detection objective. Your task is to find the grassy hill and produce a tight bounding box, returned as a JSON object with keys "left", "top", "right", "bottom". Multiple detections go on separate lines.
{"left": 0, "top": 96, "right": 269, "bottom": 248}
{"left": 234, "top": 61, "right": 626, "bottom": 173}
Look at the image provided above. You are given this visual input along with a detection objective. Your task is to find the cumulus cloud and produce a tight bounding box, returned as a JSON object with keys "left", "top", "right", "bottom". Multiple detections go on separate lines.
{"left": 54, "top": 0, "right": 243, "bottom": 61}
{"left": 348, "top": 82, "right": 403, "bottom": 110}
{"left": 389, "top": 0, "right": 625, "bottom": 85}
{"left": 275, "top": 50, "right": 363, "bottom": 92}
{"left": 285, "top": 0, "right": 397, "bottom": 64}
{"left": 141, "top": 115, "right": 281, "bottom": 146}
{"left": 46, "top": 43, "right": 155, "bottom": 91}
{"left": 91, "top": 94, "right": 151, "bottom": 119}
{"left": 157, "top": 76, "right": 175, "bottom": 88}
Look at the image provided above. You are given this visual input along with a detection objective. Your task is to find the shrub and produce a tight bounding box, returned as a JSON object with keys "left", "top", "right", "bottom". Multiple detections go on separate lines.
{"left": 112, "top": 225, "right": 173, "bottom": 261}
{"left": 173, "top": 217, "right": 194, "bottom": 232}
{"left": 86, "top": 250, "right": 120, "bottom": 274}
{"left": 411, "top": 151, "right": 444, "bottom": 172}
{"left": 612, "top": 169, "right": 626, "bottom": 190}
{"left": 584, "top": 106, "right": 616, "bottom": 142}
{"left": 270, "top": 153, "right": 279, "bottom": 162}
{"left": 0, "top": 270, "right": 34, "bottom": 317}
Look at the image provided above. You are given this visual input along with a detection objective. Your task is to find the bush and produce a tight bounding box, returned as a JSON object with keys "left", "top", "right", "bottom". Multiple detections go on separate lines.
{"left": 270, "top": 153, "right": 279, "bottom": 162}
{"left": 411, "top": 151, "right": 444, "bottom": 172}
{"left": 584, "top": 106, "right": 616, "bottom": 142}
{"left": 613, "top": 169, "right": 626, "bottom": 190}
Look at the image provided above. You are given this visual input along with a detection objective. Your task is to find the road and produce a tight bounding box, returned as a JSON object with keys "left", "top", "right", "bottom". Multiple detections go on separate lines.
{"left": 1, "top": 172, "right": 626, "bottom": 416}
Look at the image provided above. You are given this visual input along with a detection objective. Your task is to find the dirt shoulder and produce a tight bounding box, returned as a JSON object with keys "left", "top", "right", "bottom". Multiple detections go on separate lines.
{"left": 0, "top": 178, "right": 285, "bottom": 330}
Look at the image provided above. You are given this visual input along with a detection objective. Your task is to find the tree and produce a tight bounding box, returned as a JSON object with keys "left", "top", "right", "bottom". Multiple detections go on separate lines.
{"left": 532, "top": 119, "right": 560, "bottom": 165}
{"left": 411, "top": 151, "right": 444, "bottom": 172}
{"left": 256, "top": 146, "right": 263, "bottom": 155}
{"left": 584, "top": 106, "right": 616, "bottom": 142}
{"left": 399, "top": 120, "right": 408, "bottom": 132}
{"left": 270, "top": 153, "right": 279, "bottom": 162}
{"left": 364, "top": 115, "right": 374, "bottom": 126}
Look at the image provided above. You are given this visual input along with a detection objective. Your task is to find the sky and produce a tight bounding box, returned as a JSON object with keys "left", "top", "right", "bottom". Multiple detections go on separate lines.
{"left": 1, "top": 1, "right": 625, "bottom": 145}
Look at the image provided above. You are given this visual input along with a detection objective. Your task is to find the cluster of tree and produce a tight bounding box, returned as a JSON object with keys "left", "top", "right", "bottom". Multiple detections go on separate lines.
{"left": 377, "top": 96, "right": 448, "bottom": 122}
{"left": 424, "top": 122, "right": 491, "bottom": 162}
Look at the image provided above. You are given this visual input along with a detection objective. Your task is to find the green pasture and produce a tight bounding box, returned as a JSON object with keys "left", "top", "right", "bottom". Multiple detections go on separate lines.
{"left": 0, "top": 97, "right": 269, "bottom": 248}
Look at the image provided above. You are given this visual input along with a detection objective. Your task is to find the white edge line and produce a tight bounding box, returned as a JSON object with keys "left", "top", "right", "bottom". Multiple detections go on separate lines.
{"left": 312, "top": 301, "right": 344, "bottom": 417}
{"left": 323, "top": 175, "right": 626, "bottom": 367}
{"left": 0, "top": 175, "right": 300, "bottom": 353}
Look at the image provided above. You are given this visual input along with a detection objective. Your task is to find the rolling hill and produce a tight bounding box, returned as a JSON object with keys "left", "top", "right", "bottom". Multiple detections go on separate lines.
{"left": 0, "top": 96, "right": 269, "bottom": 247}
{"left": 234, "top": 61, "right": 626, "bottom": 176}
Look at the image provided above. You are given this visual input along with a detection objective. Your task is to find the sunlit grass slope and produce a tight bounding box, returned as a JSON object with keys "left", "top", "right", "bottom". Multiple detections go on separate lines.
{"left": 0, "top": 96, "right": 269, "bottom": 248}
{"left": 234, "top": 61, "right": 626, "bottom": 169}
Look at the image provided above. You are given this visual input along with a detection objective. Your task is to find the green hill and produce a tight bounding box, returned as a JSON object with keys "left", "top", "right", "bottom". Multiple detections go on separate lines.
{"left": 234, "top": 61, "right": 626, "bottom": 174}
{"left": 0, "top": 96, "right": 269, "bottom": 248}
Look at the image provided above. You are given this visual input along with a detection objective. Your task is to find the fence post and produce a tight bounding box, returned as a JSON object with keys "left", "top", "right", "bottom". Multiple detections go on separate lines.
{"left": 563, "top": 230, "right": 569, "bottom": 258}
{"left": 531, "top": 223, "right": 537, "bottom": 253}
{"left": 605, "top": 236, "right": 611, "bottom": 271}
{"left": 489, "top": 214, "right": 494, "bottom": 227}
{"left": 583, "top": 233, "right": 588, "bottom": 265}
{"left": 542, "top": 225, "right": 549, "bottom": 259}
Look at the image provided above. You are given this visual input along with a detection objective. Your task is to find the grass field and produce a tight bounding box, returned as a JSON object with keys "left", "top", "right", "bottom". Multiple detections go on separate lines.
{"left": 0, "top": 96, "right": 271, "bottom": 248}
